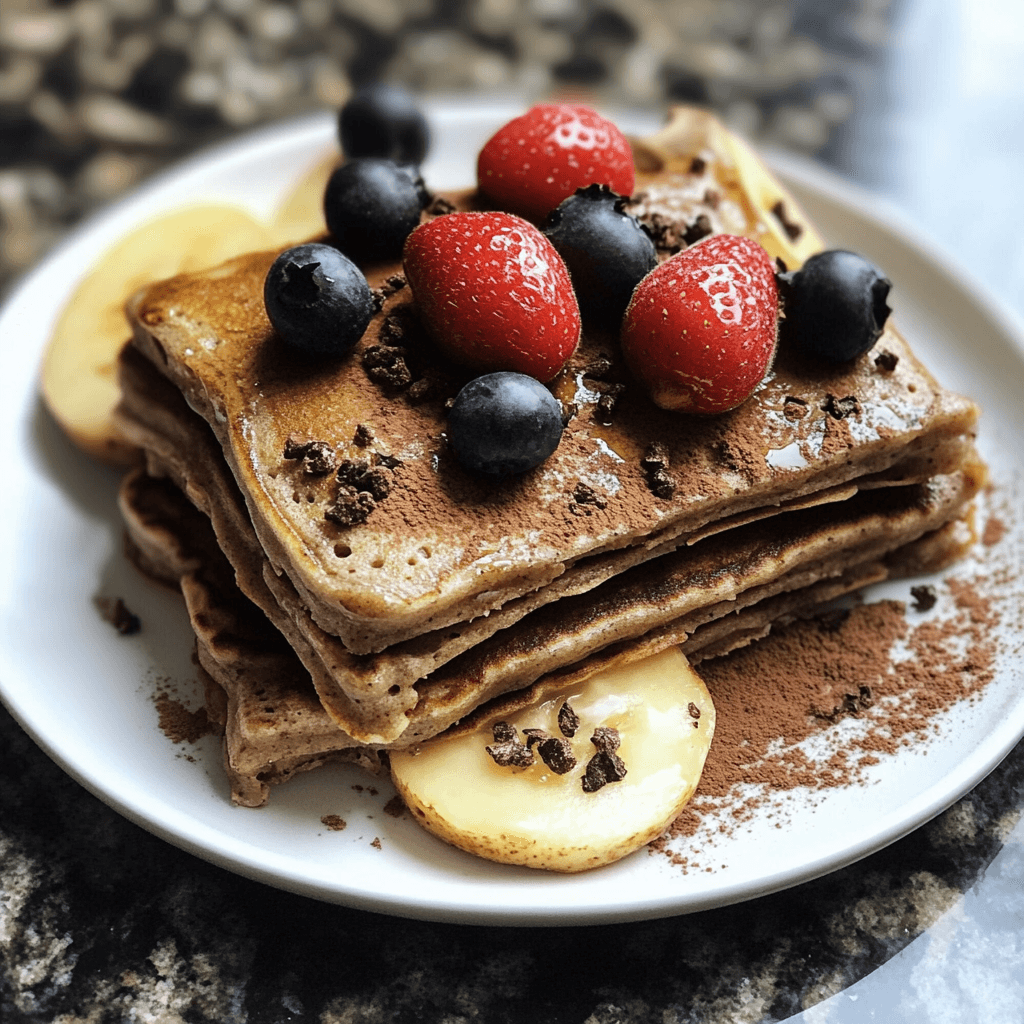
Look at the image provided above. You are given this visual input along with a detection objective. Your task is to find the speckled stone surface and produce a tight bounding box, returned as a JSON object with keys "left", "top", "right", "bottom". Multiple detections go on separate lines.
{"left": 3, "top": 1, "right": 1024, "bottom": 1020}
{"left": 1, "top": 698, "right": 1022, "bottom": 1022}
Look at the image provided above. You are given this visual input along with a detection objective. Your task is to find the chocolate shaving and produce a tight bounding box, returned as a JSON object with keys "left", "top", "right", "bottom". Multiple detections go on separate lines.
{"left": 485, "top": 721, "right": 534, "bottom": 768}
{"left": 682, "top": 213, "right": 713, "bottom": 246}
{"left": 283, "top": 436, "right": 335, "bottom": 475}
{"left": 537, "top": 737, "right": 577, "bottom": 775}
{"left": 353, "top": 424, "right": 374, "bottom": 448}
{"left": 770, "top": 199, "right": 803, "bottom": 241}
{"left": 822, "top": 394, "right": 860, "bottom": 420}
{"left": 688, "top": 702, "right": 701, "bottom": 720}
{"left": 95, "top": 596, "right": 141, "bottom": 635}
{"left": 325, "top": 488, "right": 376, "bottom": 527}
{"left": 813, "top": 684, "right": 874, "bottom": 723}
{"left": 569, "top": 481, "right": 608, "bottom": 516}
{"left": 593, "top": 391, "right": 619, "bottom": 425}
{"left": 426, "top": 195, "right": 456, "bottom": 216}
{"left": 641, "top": 442, "right": 676, "bottom": 499}
{"left": 911, "top": 584, "right": 938, "bottom": 612}
{"left": 363, "top": 345, "right": 412, "bottom": 389}
{"left": 522, "top": 728, "right": 547, "bottom": 749}
{"left": 875, "top": 350, "right": 899, "bottom": 372}
{"left": 406, "top": 377, "right": 438, "bottom": 404}
{"left": 582, "top": 726, "right": 627, "bottom": 793}
{"left": 783, "top": 396, "right": 808, "bottom": 421}
{"left": 582, "top": 356, "right": 614, "bottom": 381}
{"left": 337, "top": 459, "right": 393, "bottom": 501}
{"left": 558, "top": 701, "right": 580, "bottom": 738}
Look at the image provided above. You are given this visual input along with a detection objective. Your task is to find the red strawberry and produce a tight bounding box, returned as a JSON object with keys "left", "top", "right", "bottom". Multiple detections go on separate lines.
{"left": 621, "top": 235, "right": 778, "bottom": 414}
{"left": 403, "top": 211, "right": 581, "bottom": 383}
{"left": 477, "top": 104, "right": 635, "bottom": 224}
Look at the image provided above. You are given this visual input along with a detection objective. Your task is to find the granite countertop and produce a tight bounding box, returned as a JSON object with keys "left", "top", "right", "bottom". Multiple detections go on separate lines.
{"left": 2, "top": 0, "right": 1024, "bottom": 1021}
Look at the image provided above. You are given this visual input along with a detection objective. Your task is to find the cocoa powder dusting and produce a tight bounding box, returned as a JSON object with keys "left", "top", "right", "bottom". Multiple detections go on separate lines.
{"left": 653, "top": 528, "right": 1009, "bottom": 871}
{"left": 154, "top": 691, "right": 216, "bottom": 745}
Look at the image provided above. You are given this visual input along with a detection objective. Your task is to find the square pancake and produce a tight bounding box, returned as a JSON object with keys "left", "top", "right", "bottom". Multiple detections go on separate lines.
{"left": 115, "top": 341, "right": 983, "bottom": 744}
{"left": 120, "top": 467, "right": 975, "bottom": 805}
{"left": 124, "top": 176, "right": 978, "bottom": 656}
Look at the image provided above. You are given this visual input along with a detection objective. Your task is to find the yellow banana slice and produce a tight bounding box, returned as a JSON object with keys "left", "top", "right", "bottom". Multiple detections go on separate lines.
{"left": 41, "top": 204, "right": 275, "bottom": 465}
{"left": 632, "top": 105, "right": 824, "bottom": 269}
{"left": 390, "top": 646, "right": 715, "bottom": 873}
{"left": 269, "top": 151, "right": 337, "bottom": 245}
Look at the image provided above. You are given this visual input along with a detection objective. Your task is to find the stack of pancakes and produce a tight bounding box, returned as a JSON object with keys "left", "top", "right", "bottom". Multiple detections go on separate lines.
{"left": 114, "top": 111, "right": 983, "bottom": 806}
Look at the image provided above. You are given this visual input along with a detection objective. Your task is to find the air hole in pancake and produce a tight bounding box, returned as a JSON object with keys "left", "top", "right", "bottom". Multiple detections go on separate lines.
{"left": 334, "top": 543, "right": 351, "bottom": 557}
{"left": 908, "top": 383, "right": 917, "bottom": 393}
{"left": 407, "top": 556, "right": 417, "bottom": 566}
{"left": 371, "top": 557, "right": 385, "bottom": 568}
{"left": 292, "top": 490, "right": 300, "bottom": 503}
{"left": 306, "top": 493, "right": 316, "bottom": 502}
{"left": 420, "top": 546, "right": 432, "bottom": 558}
{"left": 388, "top": 684, "right": 400, "bottom": 695}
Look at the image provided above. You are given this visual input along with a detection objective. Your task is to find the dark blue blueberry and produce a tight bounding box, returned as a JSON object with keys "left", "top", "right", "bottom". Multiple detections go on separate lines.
{"left": 448, "top": 373, "right": 564, "bottom": 476}
{"left": 542, "top": 184, "right": 657, "bottom": 329}
{"left": 779, "top": 250, "right": 892, "bottom": 363}
{"left": 263, "top": 243, "right": 373, "bottom": 356}
{"left": 324, "top": 158, "right": 428, "bottom": 265}
{"left": 338, "top": 84, "right": 430, "bottom": 165}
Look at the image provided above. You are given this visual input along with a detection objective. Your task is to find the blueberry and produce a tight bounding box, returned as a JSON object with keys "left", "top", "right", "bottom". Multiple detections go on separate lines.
{"left": 542, "top": 184, "right": 657, "bottom": 328}
{"left": 324, "top": 159, "right": 428, "bottom": 265}
{"left": 264, "top": 243, "right": 373, "bottom": 356}
{"left": 448, "top": 372, "right": 564, "bottom": 476}
{"left": 338, "top": 84, "right": 430, "bottom": 165}
{"left": 780, "top": 250, "right": 892, "bottom": 363}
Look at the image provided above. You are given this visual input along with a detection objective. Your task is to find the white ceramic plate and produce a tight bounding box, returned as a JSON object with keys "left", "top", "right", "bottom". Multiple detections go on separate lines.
{"left": 2, "top": 102, "right": 1023, "bottom": 926}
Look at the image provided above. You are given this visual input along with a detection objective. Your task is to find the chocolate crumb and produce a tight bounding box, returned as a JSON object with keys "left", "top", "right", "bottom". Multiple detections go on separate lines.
{"left": 582, "top": 356, "right": 614, "bottom": 381}
{"left": 325, "top": 488, "right": 376, "bottom": 526}
{"left": 570, "top": 481, "right": 608, "bottom": 516}
{"left": 363, "top": 345, "right": 412, "bottom": 389}
{"left": 641, "top": 442, "right": 670, "bottom": 471}
{"left": 560, "top": 400, "right": 578, "bottom": 426}
{"left": 486, "top": 721, "right": 535, "bottom": 768}
{"left": 406, "top": 378, "right": 437, "bottom": 404}
{"left": 383, "top": 274, "right": 406, "bottom": 296}
{"left": 582, "top": 726, "right": 627, "bottom": 793}
{"left": 783, "top": 396, "right": 808, "bottom": 421}
{"left": 283, "top": 436, "right": 336, "bottom": 475}
{"left": 321, "top": 814, "right": 347, "bottom": 831}
{"left": 641, "top": 441, "right": 677, "bottom": 497}
{"left": 875, "top": 350, "right": 899, "bottom": 372}
{"left": 537, "top": 737, "right": 577, "bottom": 775}
{"left": 770, "top": 199, "right": 803, "bottom": 241}
{"left": 353, "top": 424, "right": 374, "bottom": 448}
{"left": 522, "top": 728, "right": 548, "bottom": 748}
{"left": 682, "top": 213, "right": 713, "bottom": 246}
{"left": 558, "top": 701, "right": 580, "bottom": 738}
{"left": 95, "top": 596, "right": 141, "bottom": 635}
{"left": 374, "top": 452, "right": 403, "bottom": 471}
{"left": 911, "top": 584, "right": 938, "bottom": 612}
{"left": 383, "top": 795, "right": 405, "bottom": 818}
{"left": 593, "top": 391, "right": 619, "bottom": 424}
{"left": 371, "top": 837, "right": 382, "bottom": 849}
{"left": 688, "top": 702, "right": 701, "bottom": 720}
{"left": 337, "top": 459, "right": 394, "bottom": 501}
{"left": 814, "top": 684, "right": 874, "bottom": 722}
{"left": 822, "top": 394, "right": 860, "bottom": 420}
{"left": 689, "top": 156, "right": 706, "bottom": 175}
{"left": 426, "top": 195, "right": 456, "bottom": 216}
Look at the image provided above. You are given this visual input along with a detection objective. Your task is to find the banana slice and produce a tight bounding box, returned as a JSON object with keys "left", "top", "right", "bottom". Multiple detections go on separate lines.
{"left": 269, "top": 151, "right": 337, "bottom": 245}
{"left": 41, "top": 205, "right": 275, "bottom": 465}
{"left": 390, "top": 646, "right": 715, "bottom": 873}
{"left": 632, "top": 105, "right": 824, "bottom": 269}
